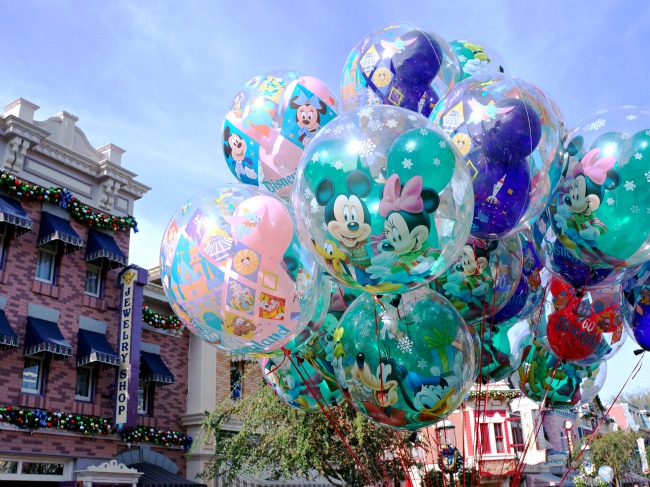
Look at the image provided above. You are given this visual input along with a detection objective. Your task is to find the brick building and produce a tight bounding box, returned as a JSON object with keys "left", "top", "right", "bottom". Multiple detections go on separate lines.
{"left": 0, "top": 98, "right": 203, "bottom": 486}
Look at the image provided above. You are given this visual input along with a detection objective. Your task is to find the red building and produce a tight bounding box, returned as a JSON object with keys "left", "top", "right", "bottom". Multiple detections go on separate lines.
{"left": 0, "top": 98, "right": 203, "bottom": 486}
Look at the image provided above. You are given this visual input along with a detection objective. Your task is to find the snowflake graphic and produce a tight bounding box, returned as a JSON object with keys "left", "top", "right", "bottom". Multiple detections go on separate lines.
{"left": 586, "top": 119, "right": 606, "bottom": 131}
{"left": 596, "top": 108, "right": 609, "bottom": 115}
{"left": 631, "top": 206, "right": 640, "bottom": 214}
{"left": 613, "top": 223, "right": 623, "bottom": 232}
{"left": 333, "top": 125, "right": 345, "bottom": 136}
{"left": 433, "top": 157, "right": 441, "bottom": 166}
{"left": 645, "top": 170, "right": 650, "bottom": 182}
{"left": 311, "top": 151, "right": 321, "bottom": 162}
{"left": 320, "top": 126, "right": 331, "bottom": 136}
{"left": 321, "top": 223, "right": 328, "bottom": 232}
{"left": 402, "top": 158, "right": 413, "bottom": 169}
{"left": 346, "top": 122, "right": 356, "bottom": 130}
{"left": 358, "top": 107, "right": 373, "bottom": 118}
{"left": 376, "top": 152, "right": 387, "bottom": 160}
{"left": 625, "top": 180, "right": 636, "bottom": 191}
{"left": 417, "top": 359, "right": 428, "bottom": 369}
{"left": 368, "top": 119, "right": 383, "bottom": 131}
{"left": 634, "top": 152, "right": 644, "bottom": 160}
{"left": 304, "top": 216, "right": 313, "bottom": 228}
{"left": 360, "top": 326, "right": 370, "bottom": 338}
{"left": 458, "top": 54, "right": 467, "bottom": 62}
{"left": 359, "top": 139, "right": 377, "bottom": 157}
{"left": 606, "top": 197, "right": 615, "bottom": 206}
{"left": 304, "top": 187, "right": 314, "bottom": 198}
{"left": 621, "top": 132, "right": 631, "bottom": 139}
{"left": 408, "top": 114, "right": 418, "bottom": 122}
{"left": 397, "top": 336, "right": 413, "bottom": 354}
{"left": 626, "top": 114, "right": 638, "bottom": 121}
{"left": 420, "top": 128, "right": 429, "bottom": 135}
{"left": 439, "top": 141, "right": 446, "bottom": 148}
{"left": 310, "top": 204, "right": 320, "bottom": 214}
{"left": 334, "top": 160, "right": 344, "bottom": 170}
{"left": 405, "top": 144, "right": 415, "bottom": 153}
{"left": 386, "top": 119, "right": 398, "bottom": 128}
{"left": 386, "top": 108, "right": 397, "bottom": 116}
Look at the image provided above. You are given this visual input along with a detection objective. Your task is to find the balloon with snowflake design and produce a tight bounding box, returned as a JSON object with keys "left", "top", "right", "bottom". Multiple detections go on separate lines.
{"left": 341, "top": 22, "right": 462, "bottom": 117}
{"left": 292, "top": 105, "right": 474, "bottom": 295}
{"left": 547, "top": 106, "right": 650, "bottom": 269}
{"left": 331, "top": 287, "right": 476, "bottom": 430}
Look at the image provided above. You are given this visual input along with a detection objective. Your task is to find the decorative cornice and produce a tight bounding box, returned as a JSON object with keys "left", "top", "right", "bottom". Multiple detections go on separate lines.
{"left": 1, "top": 115, "right": 50, "bottom": 144}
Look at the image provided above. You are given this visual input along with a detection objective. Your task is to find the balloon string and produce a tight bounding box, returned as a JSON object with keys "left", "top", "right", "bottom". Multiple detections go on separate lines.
{"left": 556, "top": 352, "right": 645, "bottom": 487}
{"left": 288, "top": 355, "right": 380, "bottom": 486}
{"left": 266, "top": 348, "right": 291, "bottom": 374}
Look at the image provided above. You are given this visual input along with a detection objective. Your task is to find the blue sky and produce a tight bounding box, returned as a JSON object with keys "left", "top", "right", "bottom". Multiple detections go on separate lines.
{"left": 1, "top": 0, "right": 648, "bottom": 401}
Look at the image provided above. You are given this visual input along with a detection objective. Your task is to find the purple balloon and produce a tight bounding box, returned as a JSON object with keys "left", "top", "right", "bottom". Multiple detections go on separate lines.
{"left": 623, "top": 263, "right": 650, "bottom": 351}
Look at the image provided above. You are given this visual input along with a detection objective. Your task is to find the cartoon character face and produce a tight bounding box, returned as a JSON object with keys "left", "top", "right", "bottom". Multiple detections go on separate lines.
{"left": 351, "top": 352, "right": 407, "bottom": 411}
{"left": 328, "top": 194, "right": 372, "bottom": 247}
{"left": 243, "top": 210, "right": 261, "bottom": 224}
{"left": 296, "top": 103, "right": 322, "bottom": 132}
{"left": 232, "top": 316, "right": 255, "bottom": 336}
{"left": 413, "top": 384, "right": 450, "bottom": 412}
{"left": 383, "top": 212, "right": 428, "bottom": 255}
{"left": 565, "top": 175, "right": 598, "bottom": 215}
{"left": 457, "top": 245, "right": 485, "bottom": 276}
{"left": 226, "top": 132, "right": 247, "bottom": 162}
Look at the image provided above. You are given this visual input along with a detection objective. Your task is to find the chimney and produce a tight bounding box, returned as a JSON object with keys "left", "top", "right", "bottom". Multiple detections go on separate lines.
{"left": 3, "top": 98, "right": 40, "bottom": 123}
{"left": 98, "top": 143, "right": 125, "bottom": 166}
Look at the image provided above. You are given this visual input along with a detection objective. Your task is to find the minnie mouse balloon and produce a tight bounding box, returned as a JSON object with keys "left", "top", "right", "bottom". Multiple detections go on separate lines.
{"left": 430, "top": 73, "right": 563, "bottom": 239}
{"left": 449, "top": 39, "right": 508, "bottom": 78}
{"left": 222, "top": 71, "right": 339, "bottom": 198}
{"left": 512, "top": 341, "right": 607, "bottom": 409}
{"left": 160, "top": 184, "right": 322, "bottom": 355}
{"left": 341, "top": 22, "right": 462, "bottom": 117}
{"left": 261, "top": 356, "right": 344, "bottom": 411}
{"left": 332, "top": 287, "right": 476, "bottom": 430}
{"left": 292, "top": 105, "right": 474, "bottom": 295}
{"left": 432, "top": 235, "right": 522, "bottom": 325}
{"left": 530, "top": 276, "right": 627, "bottom": 366}
{"left": 549, "top": 106, "right": 650, "bottom": 268}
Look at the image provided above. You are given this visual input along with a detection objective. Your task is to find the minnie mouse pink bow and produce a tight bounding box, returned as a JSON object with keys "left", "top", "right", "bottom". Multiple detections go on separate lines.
{"left": 573, "top": 148, "right": 616, "bottom": 185}
{"left": 378, "top": 174, "right": 424, "bottom": 217}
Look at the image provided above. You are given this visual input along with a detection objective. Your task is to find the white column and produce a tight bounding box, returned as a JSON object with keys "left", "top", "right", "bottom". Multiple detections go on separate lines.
{"left": 182, "top": 333, "right": 218, "bottom": 487}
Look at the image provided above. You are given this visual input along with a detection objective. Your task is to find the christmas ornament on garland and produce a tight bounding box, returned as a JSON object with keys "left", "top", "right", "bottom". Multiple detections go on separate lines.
{"left": 120, "top": 426, "right": 193, "bottom": 449}
{"left": 142, "top": 306, "right": 183, "bottom": 332}
{"left": 0, "top": 406, "right": 114, "bottom": 435}
{"left": 0, "top": 171, "right": 138, "bottom": 232}
{"left": 466, "top": 390, "right": 520, "bottom": 400}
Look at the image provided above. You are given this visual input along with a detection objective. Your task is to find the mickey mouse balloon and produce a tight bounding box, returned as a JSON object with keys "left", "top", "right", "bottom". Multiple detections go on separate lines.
{"left": 222, "top": 70, "right": 339, "bottom": 199}
{"left": 548, "top": 106, "right": 650, "bottom": 268}
{"left": 292, "top": 105, "right": 474, "bottom": 294}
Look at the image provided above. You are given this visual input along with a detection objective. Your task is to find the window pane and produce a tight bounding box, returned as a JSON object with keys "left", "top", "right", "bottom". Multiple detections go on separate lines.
{"left": 22, "top": 358, "right": 41, "bottom": 391}
{"left": 0, "top": 461, "right": 18, "bottom": 473}
{"left": 85, "top": 267, "right": 100, "bottom": 295}
{"left": 75, "top": 367, "right": 92, "bottom": 399}
{"left": 35, "top": 250, "right": 54, "bottom": 282}
{"left": 494, "top": 423, "right": 505, "bottom": 453}
{"left": 230, "top": 364, "right": 242, "bottom": 400}
{"left": 21, "top": 462, "right": 64, "bottom": 475}
{"left": 138, "top": 383, "right": 150, "bottom": 414}
{"left": 479, "top": 423, "right": 491, "bottom": 453}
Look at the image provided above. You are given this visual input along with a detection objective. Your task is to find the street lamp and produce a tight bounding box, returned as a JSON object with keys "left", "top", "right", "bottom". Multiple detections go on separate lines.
{"left": 581, "top": 445, "right": 595, "bottom": 487}
{"left": 441, "top": 445, "right": 458, "bottom": 487}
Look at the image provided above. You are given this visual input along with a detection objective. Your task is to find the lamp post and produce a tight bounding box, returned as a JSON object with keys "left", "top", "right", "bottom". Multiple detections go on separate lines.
{"left": 564, "top": 420, "right": 575, "bottom": 467}
{"left": 441, "top": 445, "right": 457, "bottom": 487}
{"left": 582, "top": 445, "right": 595, "bottom": 487}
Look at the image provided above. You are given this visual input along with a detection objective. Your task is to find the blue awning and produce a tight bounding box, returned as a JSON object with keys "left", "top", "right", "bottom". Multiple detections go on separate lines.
{"left": 0, "top": 194, "right": 32, "bottom": 235}
{"left": 0, "top": 310, "right": 18, "bottom": 350}
{"left": 140, "top": 352, "right": 174, "bottom": 385}
{"left": 24, "top": 317, "right": 73, "bottom": 358}
{"left": 85, "top": 228, "right": 127, "bottom": 269}
{"left": 37, "top": 212, "right": 83, "bottom": 253}
{"left": 77, "top": 329, "right": 120, "bottom": 367}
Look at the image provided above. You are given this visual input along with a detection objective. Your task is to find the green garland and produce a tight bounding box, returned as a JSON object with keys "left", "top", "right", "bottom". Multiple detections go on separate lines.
{"left": 121, "top": 426, "right": 192, "bottom": 449}
{"left": 0, "top": 405, "right": 192, "bottom": 449}
{"left": 0, "top": 172, "right": 138, "bottom": 232}
{"left": 466, "top": 390, "right": 521, "bottom": 400}
{"left": 142, "top": 306, "right": 183, "bottom": 331}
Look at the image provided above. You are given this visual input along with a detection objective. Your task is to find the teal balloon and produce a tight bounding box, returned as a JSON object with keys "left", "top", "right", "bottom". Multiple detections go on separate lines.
{"left": 331, "top": 287, "right": 476, "bottom": 430}
{"left": 512, "top": 342, "right": 607, "bottom": 409}
{"left": 261, "top": 356, "right": 344, "bottom": 412}
{"left": 476, "top": 320, "right": 532, "bottom": 384}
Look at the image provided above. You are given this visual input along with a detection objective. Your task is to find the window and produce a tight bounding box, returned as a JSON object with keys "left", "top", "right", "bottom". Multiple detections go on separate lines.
{"left": 74, "top": 365, "right": 94, "bottom": 401}
{"left": 479, "top": 422, "right": 491, "bottom": 454}
{"left": 35, "top": 243, "right": 57, "bottom": 284}
{"left": 509, "top": 416, "right": 525, "bottom": 453}
{"left": 84, "top": 264, "right": 102, "bottom": 297}
{"left": 437, "top": 425, "right": 456, "bottom": 448}
{"left": 21, "top": 356, "right": 44, "bottom": 393}
{"left": 230, "top": 362, "right": 244, "bottom": 400}
{"left": 0, "top": 224, "right": 8, "bottom": 270}
{"left": 493, "top": 422, "right": 506, "bottom": 453}
{"left": 21, "top": 462, "right": 64, "bottom": 475}
{"left": 0, "top": 461, "right": 18, "bottom": 474}
{"left": 138, "top": 382, "right": 152, "bottom": 415}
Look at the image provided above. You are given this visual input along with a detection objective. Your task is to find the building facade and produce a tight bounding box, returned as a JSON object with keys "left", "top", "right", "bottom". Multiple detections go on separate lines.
{"left": 0, "top": 98, "right": 203, "bottom": 486}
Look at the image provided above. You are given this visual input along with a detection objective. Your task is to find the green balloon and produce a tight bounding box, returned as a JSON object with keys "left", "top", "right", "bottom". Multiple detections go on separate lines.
{"left": 476, "top": 320, "right": 532, "bottom": 384}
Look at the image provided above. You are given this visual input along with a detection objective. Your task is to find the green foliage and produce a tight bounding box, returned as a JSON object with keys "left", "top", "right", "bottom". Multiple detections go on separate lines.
{"left": 198, "top": 385, "right": 415, "bottom": 486}
{"left": 618, "top": 387, "right": 650, "bottom": 410}
{"left": 589, "top": 429, "right": 642, "bottom": 483}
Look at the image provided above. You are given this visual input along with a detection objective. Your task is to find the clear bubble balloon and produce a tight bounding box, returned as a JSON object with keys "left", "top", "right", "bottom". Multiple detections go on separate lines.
{"left": 512, "top": 341, "right": 607, "bottom": 409}
{"left": 432, "top": 235, "right": 522, "bottom": 325}
{"left": 530, "top": 276, "right": 627, "bottom": 366}
{"left": 341, "top": 22, "right": 462, "bottom": 117}
{"left": 261, "top": 356, "right": 344, "bottom": 411}
{"left": 332, "top": 288, "right": 476, "bottom": 430}
{"left": 430, "top": 73, "right": 563, "bottom": 239}
{"left": 449, "top": 39, "right": 508, "bottom": 78}
{"left": 292, "top": 106, "right": 474, "bottom": 295}
{"left": 476, "top": 319, "right": 533, "bottom": 384}
{"left": 549, "top": 106, "right": 650, "bottom": 268}
{"left": 160, "top": 184, "right": 322, "bottom": 355}
{"left": 622, "top": 262, "right": 650, "bottom": 351}
{"left": 222, "top": 70, "right": 340, "bottom": 198}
